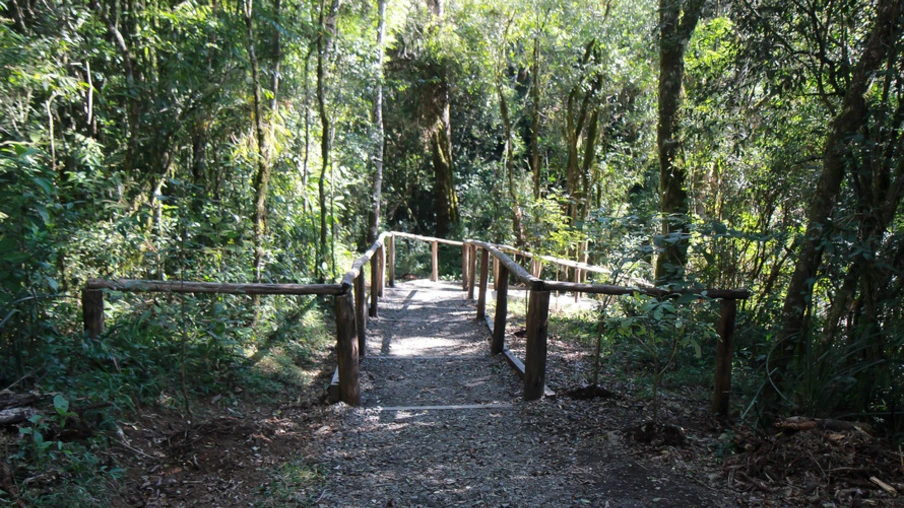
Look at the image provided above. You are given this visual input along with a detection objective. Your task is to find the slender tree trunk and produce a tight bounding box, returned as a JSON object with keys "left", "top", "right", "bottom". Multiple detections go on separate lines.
{"left": 244, "top": 0, "right": 270, "bottom": 290}
{"left": 316, "top": 9, "right": 329, "bottom": 282}
{"left": 654, "top": 0, "right": 703, "bottom": 285}
{"left": 497, "top": 80, "right": 526, "bottom": 247}
{"left": 530, "top": 37, "right": 541, "bottom": 200}
{"left": 777, "top": 0, "right": 901, "bottom": 367}
{"left": 89, "top": 0, "right": 139, "bottom": 173}
{"left": 270, "top": 0, "right": 281, "bottom": 113}
{"left": 564, "top": 95, "right": 580, "bottom": 222}
{"left": 191, "top": 123, "right": 207, "bottom": 191}
{"left": 301, "top": 51, "right": 311, "bottom": 214}
{"left": 581, "top": 107, "right": 600, "bottom": 208}
{"left": 367, "top": 0, "right": 386, "bottom": 244}
{"left": 316, "top": 0, "right": 342, "bottom": 281}
{"left": 563, "top": 40, "right": 601, "bottom": 225}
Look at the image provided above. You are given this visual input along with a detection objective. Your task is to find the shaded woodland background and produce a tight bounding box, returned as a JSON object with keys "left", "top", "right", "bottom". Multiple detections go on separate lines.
{"left": 1, "top": 0, "right": 904, "bottom": 502}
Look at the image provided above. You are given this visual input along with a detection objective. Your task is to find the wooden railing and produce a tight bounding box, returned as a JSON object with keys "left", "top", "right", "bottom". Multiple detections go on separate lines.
{"left": 461, "top": 239, "right": 749, "bottom": 416}
{"left": 80, "top": 233, "right": 395, "bottom": 408}
{"left": 82, "top": 231, "right": 749, "bottom": 416}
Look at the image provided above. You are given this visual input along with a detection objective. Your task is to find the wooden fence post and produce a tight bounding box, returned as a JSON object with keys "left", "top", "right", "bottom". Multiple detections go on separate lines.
{"left": 431, "top": 241, "right": 439, "bottom": 282}
{"left": 369, "top": 253, "right": 379, "bottom": 317}
{"left": 82, "top": 288, "right": 104, "bottom": 339}
{"left": 461, "top": 243, "right": 469, "bottom": 291}
{"left": 492, "top": 264, "right": 509, "bottom": 355}
{"left": 493, "top": 258, "right": 500, "bottom": 291}
{"left": 388, "top": 234, "right": 395, "bottom": 288}
{"left": 377, "top": 244, "right": 385, "bottom": 297}
{"left": 524, "top": 289, "right": 550, "bottom": 401}
{"left": 712, "top": 299, "right": 737, "bottom": 417}
{"left": 467, "top": 244, "right": 477, "bottom": 301}
{"left": 335, "top": 293, "right": 360, "bottom": 406}
{"left": 574, "top": 269, "right": 581, "bottom": 303}
{"left": 477, "top": 249, "right": 489, "bottom": 319}
{"left": 354, "top": 273, "right": 366, "bottom": 356}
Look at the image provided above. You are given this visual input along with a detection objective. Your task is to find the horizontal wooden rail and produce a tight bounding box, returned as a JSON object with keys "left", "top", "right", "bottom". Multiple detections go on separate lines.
{"left": 464, "top": 236, "right": 749, "bottom": 417}
{"left": 340, "top": 231, "right": 390, "bottom": 286}
{"left": 392, "top": 231, "right": 463, "bottom": 247}
{"left": 86, "top": 278, "right": 344, "bottom": 295}
{"left": 542, "top": 280, "right": 751, "bottom": 300}
{"left": 494, "top": 244, "right": 653, "bottom": 288}
{"left": 467, "top": 240, "right": 543, "bottom": 290}
{"left": 495, "top": 244, "right": 609, "bottom": 275}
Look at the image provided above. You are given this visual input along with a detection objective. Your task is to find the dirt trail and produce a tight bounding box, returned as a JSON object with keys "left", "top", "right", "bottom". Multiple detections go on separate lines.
{"left": 311, "top": 280, "right": 730, "bottom": 507}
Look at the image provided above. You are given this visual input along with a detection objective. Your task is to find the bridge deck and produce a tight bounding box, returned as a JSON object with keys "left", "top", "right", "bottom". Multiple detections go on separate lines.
{"left": 360, "top": 279, "right": 519, "bottom": 408}
{"left": 313, "top": 279, "right": 724, "bottom": 506}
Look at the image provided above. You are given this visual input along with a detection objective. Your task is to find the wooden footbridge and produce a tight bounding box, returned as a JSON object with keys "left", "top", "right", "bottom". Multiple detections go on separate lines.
{"left": 82, "top": 231, "right": 748, "bottom": 416}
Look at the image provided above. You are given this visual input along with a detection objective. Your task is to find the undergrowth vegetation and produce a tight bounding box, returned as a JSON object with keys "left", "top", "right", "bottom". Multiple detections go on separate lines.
{"left": 1, "top": 285, "right": 335, "bottom": 505}
{"left": 502, "top": 291, "right": 728, "bottom": 404}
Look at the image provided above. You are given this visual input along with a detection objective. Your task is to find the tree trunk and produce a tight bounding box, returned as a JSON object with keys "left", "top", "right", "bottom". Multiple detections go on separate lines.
{"left": 367, "top": 0, "right": 386, "bottom": 244}
{"left": 316, "top": 0, "right": 342, "bottom": 281}
{"left": 191, "top": 124, "right": 207, "bottom": 189}
{"left": 563, "top": 40, "right": 601, "bottom": 225}
{"left": 270, "top": 0, "right": 281, "bottom": 113}
{"left": 564, "top": 97, "right": 580, "bottom": 222}
{"left": 301, "top": 50, "right": 312, "bottom": 214}
{"left": 244, "top": 0, "right": 270, "bottom": 289}
{"left": 581, "top": 107, "right": 601, "bottom": 209}
{"left": 430, "top": 102, "right": 458, "bottom": 238}
{"left": 654, "top": 0, "right": 703, "bottom": 285}
{"left": 497, "top": 80, "right": 526, "bottom": 247}
{"left": 530, "top": 37, "right": 541, "bottom": 200}
{"left": 89, "top": 0, "right": 140, "bottom": 174}
{"left": 777, "top": 0, "right": 901, "bottom": 368}
{"left": 426, "top": 0, "right": 458, "bottom": 238}
{"left": 317, "top": 33, "right": 329, "bottom": 283}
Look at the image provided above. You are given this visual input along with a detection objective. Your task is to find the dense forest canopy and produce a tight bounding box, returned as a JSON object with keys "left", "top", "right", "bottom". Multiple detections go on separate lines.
{"left": 2, "top": 0, "right": 904, "bottom": 467}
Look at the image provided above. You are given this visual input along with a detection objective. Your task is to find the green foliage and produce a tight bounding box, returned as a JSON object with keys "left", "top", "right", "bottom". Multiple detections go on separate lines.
{"left": 1, "top": 0, "right": 903, "bottom": 502}
{"left": 601, "top": 295, "right": 719, "bottom": 417}
{"left": 0, "top": 1, "right": 359, "bottom": 501}
{"left": 9, "top": 393, "right": 124, "bottom": 507}
{"left": 523, "top": 193, "right": 583, "bottom": 255}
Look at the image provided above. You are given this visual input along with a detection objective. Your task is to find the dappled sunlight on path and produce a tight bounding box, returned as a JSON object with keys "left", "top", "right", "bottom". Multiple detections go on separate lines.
{"left": 308, "top": 279, "right": 733, "bottom": 507}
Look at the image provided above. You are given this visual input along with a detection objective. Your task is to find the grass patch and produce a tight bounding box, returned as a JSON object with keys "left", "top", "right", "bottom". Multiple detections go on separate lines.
{"left": 256, "top": 458, "right": 326, "bottom": 506}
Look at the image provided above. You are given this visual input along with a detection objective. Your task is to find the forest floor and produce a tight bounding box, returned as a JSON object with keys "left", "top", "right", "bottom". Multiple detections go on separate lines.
{"left": 102, "top": 280, "right": 903, "bottom": 507}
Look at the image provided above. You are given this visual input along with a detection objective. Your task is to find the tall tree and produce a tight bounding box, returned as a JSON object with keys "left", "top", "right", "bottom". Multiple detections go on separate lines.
{"left": 493, "top": 15, "right": 526, "bottom": 247}
{"left": 563, "top": 40, "right": 603, "bottom": 225}
{"left": 316, "top": 0, "right": 342, "bottom": 281}
{"left": 244, "top": 0, "right": 271, "bottom": 289}
{"left": 529, "top": 36, "right": 542, "bottom": 200}
{"left": 425, "top": 0, "right": 459, "bottom": 238}
{"left": 367, "top": 0, "right": 387, "bottom": 244}
{"left": 654, "top": 0, "right": 703, "bottom": 284}
{"left": 777, "top": 0, "right": 902, "bottom": 368}
{"left": 497, "top": 78, "right": 526, "bottom": 247}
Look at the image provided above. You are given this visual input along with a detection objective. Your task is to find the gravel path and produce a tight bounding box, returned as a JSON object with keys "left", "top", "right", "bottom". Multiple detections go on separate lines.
{"left": 310, "top": 280, "right": 735, "bottom": 507}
